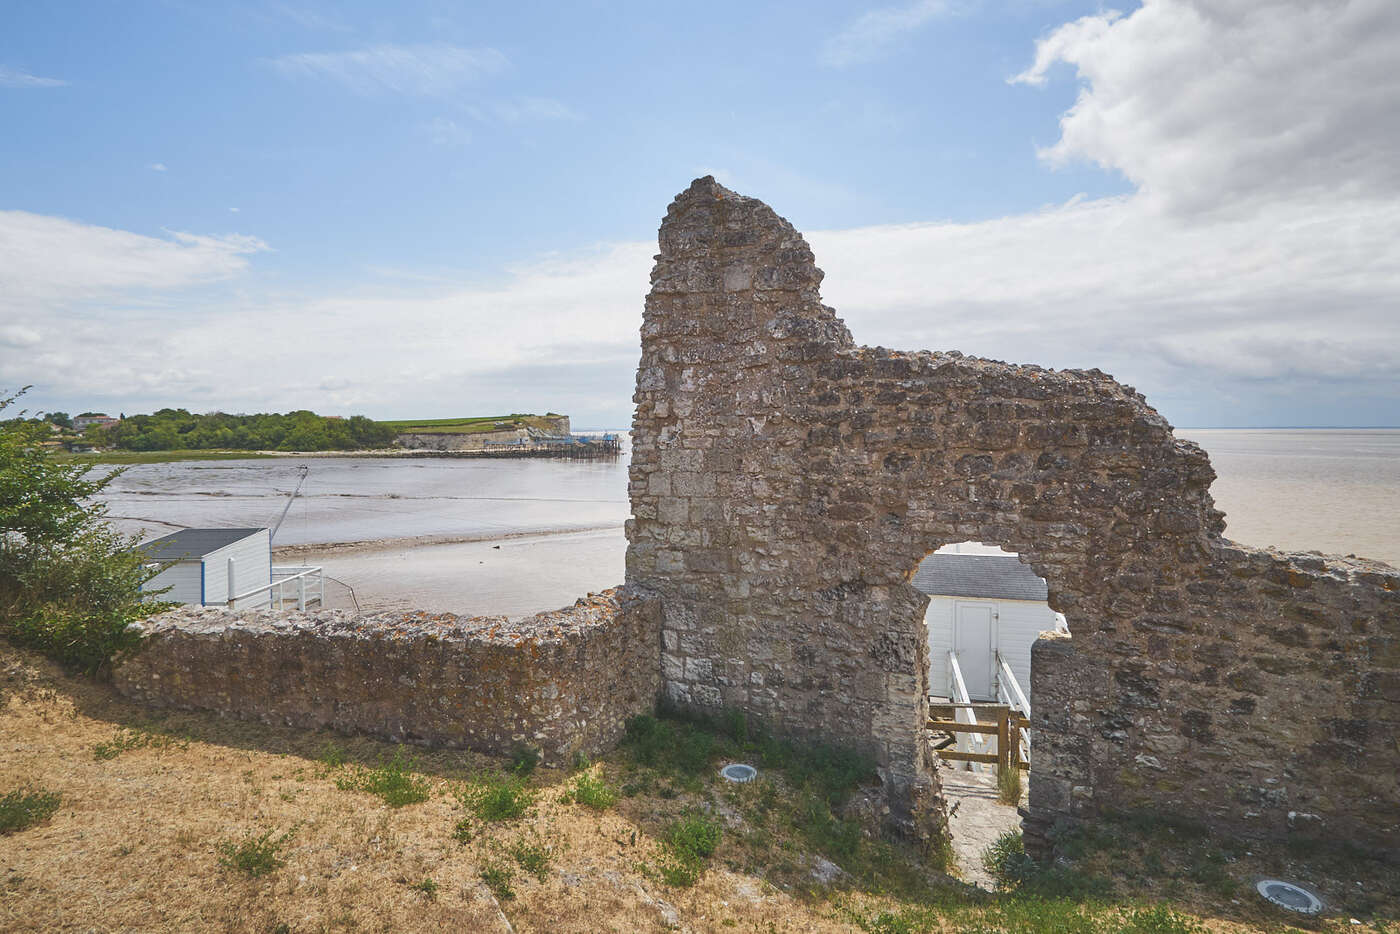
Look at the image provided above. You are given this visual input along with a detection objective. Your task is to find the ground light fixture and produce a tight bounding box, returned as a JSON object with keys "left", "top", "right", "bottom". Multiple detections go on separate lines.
{"left": 1255, "top": 879, "right": 1324, "bottom": 915}
{"left": 719, "top": 763, "right": 758, "bottom": 783}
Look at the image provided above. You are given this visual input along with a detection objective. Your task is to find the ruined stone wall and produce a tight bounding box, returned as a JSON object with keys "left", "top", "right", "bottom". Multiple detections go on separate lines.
{"left": 626, "top": 177, "right": 1400, "bottom": 854}
{"left": 112, "top": 587, "right": 661, "bottom": 764}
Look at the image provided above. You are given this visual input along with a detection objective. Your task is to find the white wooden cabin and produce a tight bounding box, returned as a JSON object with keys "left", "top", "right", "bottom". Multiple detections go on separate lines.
{"left": 915, "top": 547, "right": 1067, "bottom": 707}
{"left": 139, "top": 528, "right": 271, "bottom": 609}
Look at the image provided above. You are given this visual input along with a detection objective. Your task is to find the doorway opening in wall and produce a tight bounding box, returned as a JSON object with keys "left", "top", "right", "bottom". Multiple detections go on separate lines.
{"left": 912, "top": 541, "right": 1068, "bottom": 883}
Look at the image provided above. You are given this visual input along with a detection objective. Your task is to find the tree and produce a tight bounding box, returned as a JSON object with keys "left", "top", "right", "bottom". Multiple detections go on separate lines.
{"left": 0, "top": 388, "right": 157, "bottom": 675}
{"left": 45, "top": 412, "right": 72, "bottom": 429}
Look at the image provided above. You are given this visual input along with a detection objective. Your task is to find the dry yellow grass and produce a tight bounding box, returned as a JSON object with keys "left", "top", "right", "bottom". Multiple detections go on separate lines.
{"left": 0, "top": 644, "right": 1393, "bottom": 934}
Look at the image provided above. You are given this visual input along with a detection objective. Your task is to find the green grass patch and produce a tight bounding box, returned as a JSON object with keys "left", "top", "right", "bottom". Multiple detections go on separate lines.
{"left": 93, "top": 726, "right": 188, "bottom": 761}
{"left": 406, "top": 878, "right": 438, "bottom": 899}
{"left": 480, "top": 861, "right": 515, "bottom": 901}
{"left": 379, "top": 414, "right": 563, "bottom": 435}
{"left": 333, "top": 746, "right": 431, "bottom": 807}
{"left": 50, "top": 450, "right": 278, "bottom": 465}
{"left": 562, "top": 771, "right": 618, "bottom": 810}
{"left": 215, "top": 827, "right": 296, "bottom": 877}
{"left": 457, "top": 772, "right": 535, "bottom": 822}
{"left": 0, "top": 786, "right": 61, "bottom": 834}
{"left": 508, "top": 836, "right": 553, "bottom": 881}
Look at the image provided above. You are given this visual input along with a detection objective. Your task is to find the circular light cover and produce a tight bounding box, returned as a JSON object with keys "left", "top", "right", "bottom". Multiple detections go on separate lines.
{"left": 1256, "top": 879, "right": 1323, "bottom": 915}
{"left": 719, "top": 763, "right": 758, "bottom": 783}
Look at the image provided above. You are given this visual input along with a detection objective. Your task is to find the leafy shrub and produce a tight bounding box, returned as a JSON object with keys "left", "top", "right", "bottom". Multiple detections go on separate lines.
{"left": 982, "top": 830, "right": 1036, "bottom": 891}
{"left": 334, "top": 746, "right": 430, "bottom": 807}
{"left": 215, "top": 827, "right": 296, "bottom": 877}
{"left": 458, "top": 772, "right": 535, "bottom": 822}
{"left": 667, "top": 812, "right": 722, "bottom": 860}
{"left": 0, "top": 389, "right": 162, "bottom": 676}
{"left": 0, "top": 786, "right": 61, "bottom": 834}
{"left": 564, "top": 772, "right": 617, "bottom": 810}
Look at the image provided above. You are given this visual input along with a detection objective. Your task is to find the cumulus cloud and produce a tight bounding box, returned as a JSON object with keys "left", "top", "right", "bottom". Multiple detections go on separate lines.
{"left": 0, "top": 66, "right": 68, "bottom": 88}
{"left": 822, "top": 0, "right": 952, "bottom": 66}
{"left": 1011, "top": 0, "right": 1400, "bottom": 214}
{"left": 148, "top": 162, "right": 168, "bottom": 172}
{"left": 0, "top": 211, "right": 268, "bottom": 313}
{"left": 267, "top": 43, "right": 509, "bottom": 95}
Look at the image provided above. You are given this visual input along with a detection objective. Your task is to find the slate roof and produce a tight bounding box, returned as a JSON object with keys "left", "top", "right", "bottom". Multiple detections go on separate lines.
{"left": 912, "top": 553, "right": 1048, "bottom": 602}
{"left": 138, "top": 528, "right": 266, "bottom": 562}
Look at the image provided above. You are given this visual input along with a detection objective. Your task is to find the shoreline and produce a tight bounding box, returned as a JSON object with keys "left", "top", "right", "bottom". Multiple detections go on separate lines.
{"left": 269, "top": 523, "right": 624, "bottom": 559}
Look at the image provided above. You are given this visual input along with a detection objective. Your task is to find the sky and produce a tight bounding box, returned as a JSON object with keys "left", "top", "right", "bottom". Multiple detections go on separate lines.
{"left": 2, "top": 0, "right": 1398, "bottom": 429}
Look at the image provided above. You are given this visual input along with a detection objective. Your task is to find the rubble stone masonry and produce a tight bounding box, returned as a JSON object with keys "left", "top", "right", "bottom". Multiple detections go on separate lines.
{"left": 113, "top": 588, "right": 661, "bottom": 765}
{"left": 625, "top": 177, "right": 1400, "bottom": 855}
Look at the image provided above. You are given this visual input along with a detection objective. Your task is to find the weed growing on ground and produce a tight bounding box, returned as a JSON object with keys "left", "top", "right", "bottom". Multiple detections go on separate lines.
{"left": 0, "top": 786, "right": 61, "bottom": 834}
{"left": 652, "top": 811, "right": 722, "bottom": 887}
{"left": 334, "top": 746, "right": 430, "bottom": 807}
{"left": 562, "top": 771, "right": 617, "bottom": 810}
{"left": 92, "top": 726, "right": 187, "bottom": 760}
{"left": 458, "top": 772, "right": 534, "bottom": 822}
{"left": 215, "top": 827, "right": 296, "bottom": 877}
{"left": 451, "top": 816, "right": 474, "bottom": 844}
{"left": 480, "top": 861, "right": 515, "bottom": 900}
{"left": 406, "top": 878, "right": 438, "bottom": 899}
{"left": 997, "top": 763, "right": 1023, "bottom": 805}
{"left": 508, "top": 744, "right": 541, "bottom": 776}
{"left": 317, "top": 741, "right": 346, "bottom": 771}
{"left": 508, "top": 836, "right": 552, "bottom": 881}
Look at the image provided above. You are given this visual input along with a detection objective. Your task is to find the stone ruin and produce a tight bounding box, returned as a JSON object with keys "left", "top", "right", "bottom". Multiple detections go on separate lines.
{"left": 626, "top": 177, "right": 1399, "bottom": 856}
{"left": 115, "top": 176, "right": 1399, "bottom": 862}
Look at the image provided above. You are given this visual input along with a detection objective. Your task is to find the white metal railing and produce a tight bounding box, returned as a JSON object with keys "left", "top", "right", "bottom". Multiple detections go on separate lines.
{"left": 228, "top": 566, "right": 324, "bottom": 610}
{"left": 948, "top": 651, "right": 992, "bottom": 772}
{"left": 996, "top": 652, "right": 1032, "bottom": 765}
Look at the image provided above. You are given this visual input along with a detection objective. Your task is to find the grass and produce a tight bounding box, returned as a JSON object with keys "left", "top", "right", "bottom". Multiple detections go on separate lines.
{"left": 406, "top": 878, "right": 438, "bottom": 899}
{"left": 2, "top": 644, "right": 1397, "bottom": 932}
{"left": 332, "top": 746, "right": 431, "bottom": 807}
{"left": 92, "top": 725, "right": 188, "bottom": 760}
{"left": 0, "top": 786, "right": 62, "bottom": 834}
{"left": 215, "top": 827, "right": 296, "bottom": 877}
{"left": 457, "top": 772, "right": 535, "bottom": 822}
{"left": 997, "top": 762, "right": 1024, "bottom": 805}
{"left": 562, "top": 771, "right": 618, "bottom": 810}
{"left": 378, "top": 414, "right": 564, "bottom": 435}
{"left": 479, "top": 861, "right": 515, "bottom": 901}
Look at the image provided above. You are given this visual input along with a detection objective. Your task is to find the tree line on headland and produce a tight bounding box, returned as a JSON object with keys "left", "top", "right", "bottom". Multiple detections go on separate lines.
{"left": 92, "top": 409, "right": 396, "bottom": 452}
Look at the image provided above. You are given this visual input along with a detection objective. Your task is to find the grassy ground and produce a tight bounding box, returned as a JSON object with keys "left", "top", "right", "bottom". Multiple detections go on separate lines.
{"left": 0, "top": 645, "right": 1394, "bottom": 934}
{"left": 380, "top": 415, "right": 562, "bottom": 435}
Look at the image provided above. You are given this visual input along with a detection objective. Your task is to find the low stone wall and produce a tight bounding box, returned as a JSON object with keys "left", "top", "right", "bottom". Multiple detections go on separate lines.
{"left": 112, "top": 586, "right": 660, "bottom": 764}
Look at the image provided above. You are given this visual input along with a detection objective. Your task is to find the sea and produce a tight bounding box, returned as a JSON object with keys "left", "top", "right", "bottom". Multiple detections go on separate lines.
{"left": 100, "top": 429, "right": 1399, "bottom": 617}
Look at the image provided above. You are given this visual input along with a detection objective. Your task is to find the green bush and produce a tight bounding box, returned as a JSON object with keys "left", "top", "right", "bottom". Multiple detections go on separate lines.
{"left": 0, "top": 389, "right": 162, "bottom": 676}
{"left": 0, "top": 786, "right": 62, "bottom": 834}
{"left": 982, "top": 830, "right": 1036, "bottom": 891}
{"left": 480, "top": 862, "right": 515, "bottom": 900}
{"left": 509, "top": 744, "right": 541, "bottom": 776}
{"left": 508, "top": 836, "right": 552, "bottom": 881}
{"left": 667, "top": 812, "right": 722, "bottom": 861}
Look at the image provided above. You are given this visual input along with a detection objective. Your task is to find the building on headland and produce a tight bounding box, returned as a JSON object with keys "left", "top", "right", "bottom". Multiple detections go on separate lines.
{"left": 73, "top": 413, "right": 120, "bottom": 431}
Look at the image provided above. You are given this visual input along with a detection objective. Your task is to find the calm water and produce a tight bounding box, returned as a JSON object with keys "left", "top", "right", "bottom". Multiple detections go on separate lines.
{"left": 101, "top": 429, "right": 1398, "bottom": 615}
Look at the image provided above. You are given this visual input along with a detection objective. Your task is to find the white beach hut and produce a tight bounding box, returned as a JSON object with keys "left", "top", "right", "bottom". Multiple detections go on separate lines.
{"left": 139, "top": 528, "right": 272, "bottom": 609}
{"left": 915, "top": 547, "right": 1067, "bottom": 707}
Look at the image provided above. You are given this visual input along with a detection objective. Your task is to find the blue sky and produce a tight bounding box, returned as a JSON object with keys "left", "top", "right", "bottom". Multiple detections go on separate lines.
{"left": 4, "top": 0, "right": 1398, "bottom": 427}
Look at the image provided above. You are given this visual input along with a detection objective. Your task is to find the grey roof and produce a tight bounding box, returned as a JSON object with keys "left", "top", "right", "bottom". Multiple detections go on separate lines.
{"left": 138, "top": 528, "right": 266, "bottom": 562}
{"left": 912, "top": 553, "right": 1048, "bottom": 602}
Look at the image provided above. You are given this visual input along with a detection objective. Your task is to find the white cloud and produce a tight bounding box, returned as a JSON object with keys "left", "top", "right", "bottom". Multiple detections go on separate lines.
{"left": 229, "top": 207, "right": 241, "bottom": 213}
{"left": 0, "top": 325, "right": 41, "bottom": 348}
{"left": 0, "top": 66, "right": 68, "bottom": 88}
{"left": 267, "top": 43, "right": 509, "bottom": 96}
{"left": 1010, "top": 0, "right": 1400, "bottom": 215}
{"left": 0, "top": 211, "right": 267, "bottom": 313}
{"left": 822, "top": 0, "right": 952, "bottom": 67}
{"left": 148, "top": 163, "right": 168, "bottom": 172}
{"left": 425, "top": 117, "right": 471, "bottom": 147}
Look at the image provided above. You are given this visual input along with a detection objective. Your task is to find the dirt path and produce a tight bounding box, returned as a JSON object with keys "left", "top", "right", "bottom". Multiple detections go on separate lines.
{"left": 940, "top": 766, "right": 1023, "bottom": 890}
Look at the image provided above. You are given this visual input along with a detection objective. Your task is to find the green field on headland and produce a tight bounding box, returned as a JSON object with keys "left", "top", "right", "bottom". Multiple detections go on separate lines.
{"left": 381, "top": 414, "right": 564, "bottom": 435}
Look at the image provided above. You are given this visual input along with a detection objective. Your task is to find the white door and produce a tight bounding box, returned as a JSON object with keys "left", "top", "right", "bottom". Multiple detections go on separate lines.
{"left": 954, "top": 602, "right": 996, "bottom": 700}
